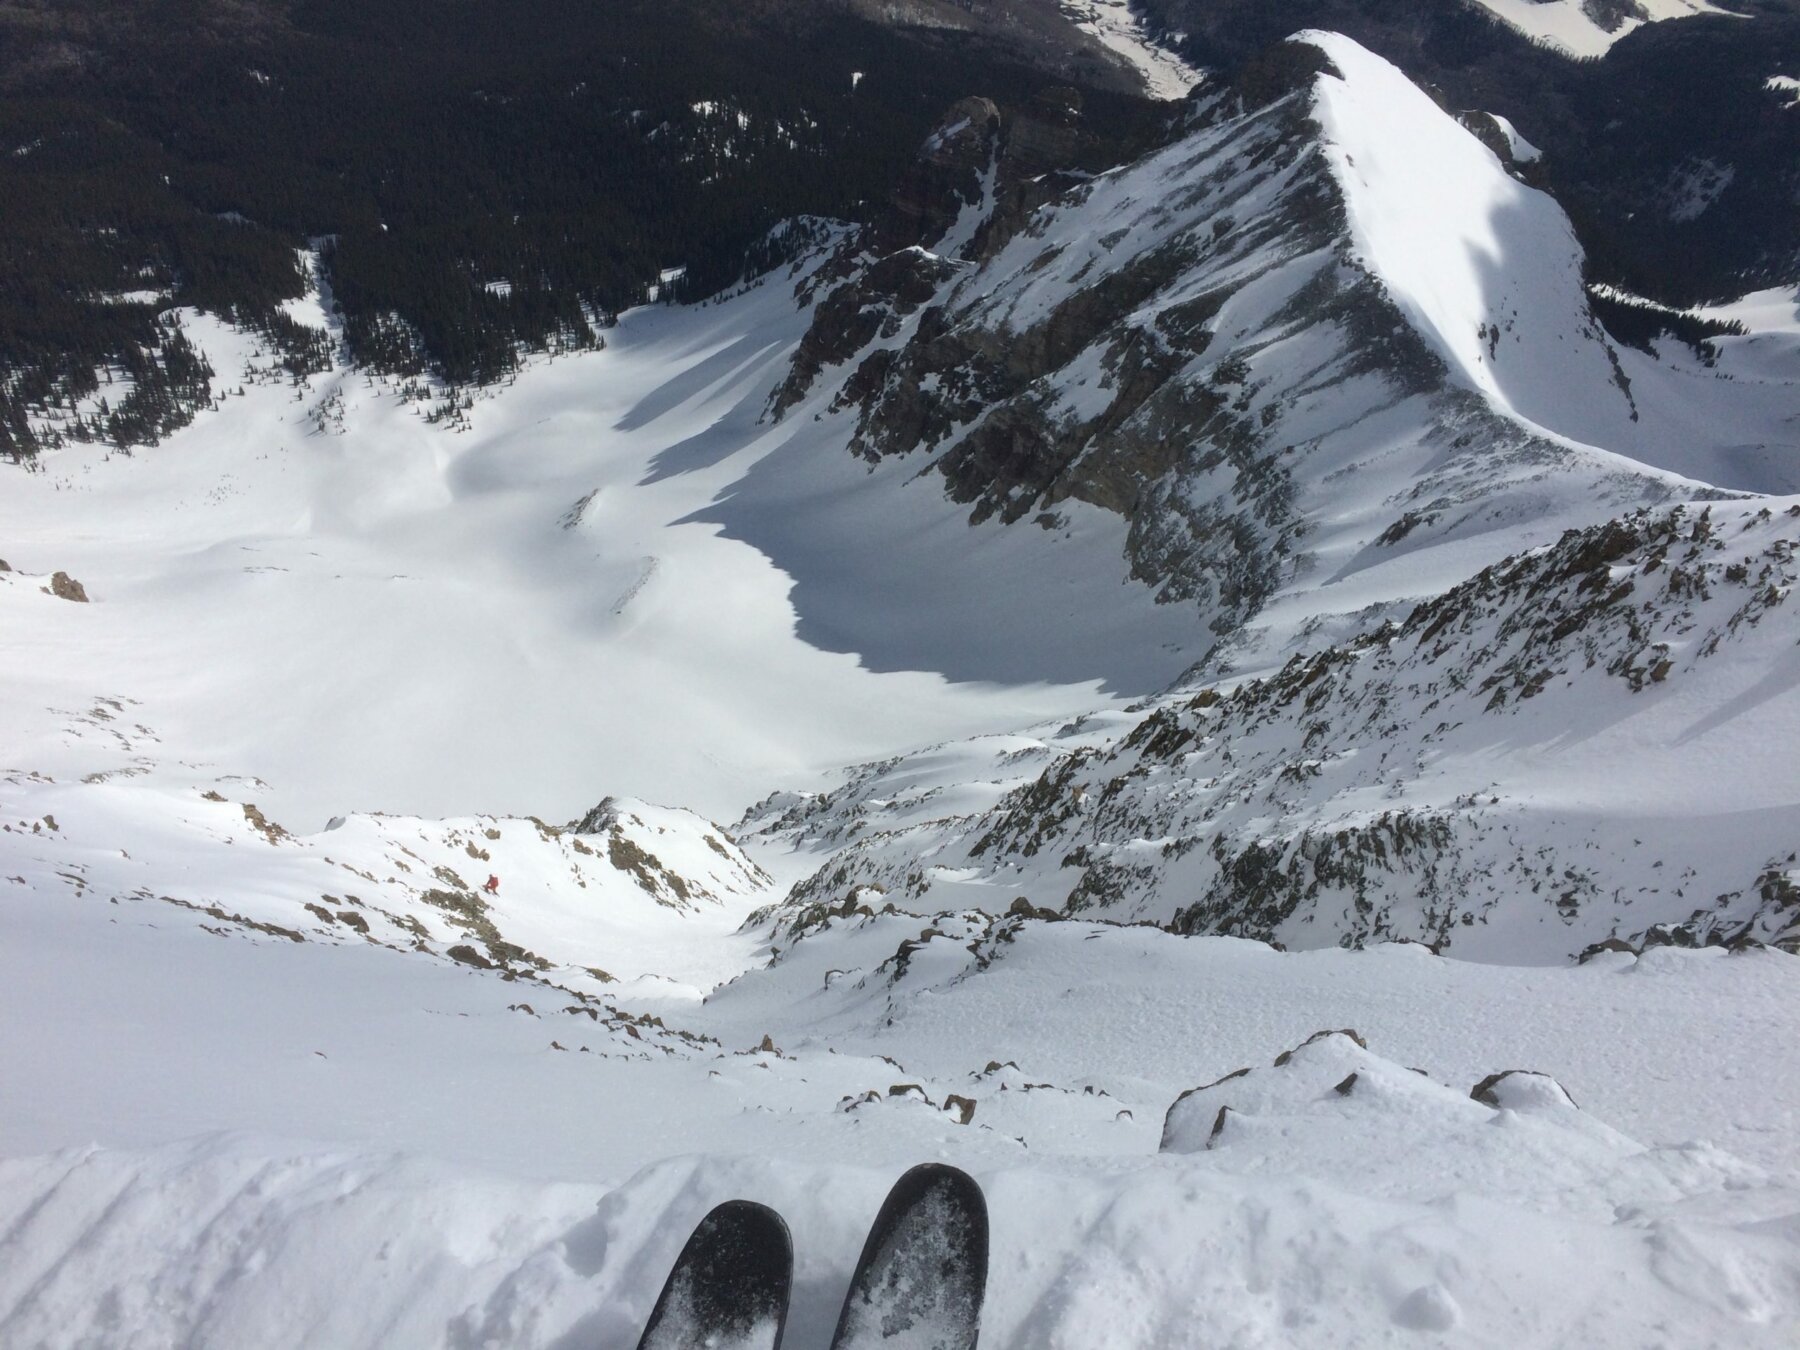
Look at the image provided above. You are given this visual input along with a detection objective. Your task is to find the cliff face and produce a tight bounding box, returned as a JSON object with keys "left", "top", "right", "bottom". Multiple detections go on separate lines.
{"left": 769, "top": 34, "right": 1678, "bottom": 652}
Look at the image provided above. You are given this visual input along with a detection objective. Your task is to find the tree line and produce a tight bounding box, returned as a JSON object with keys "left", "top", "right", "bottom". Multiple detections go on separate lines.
{"left": 0, "top": 0, "right": 1160, "bottom": 459}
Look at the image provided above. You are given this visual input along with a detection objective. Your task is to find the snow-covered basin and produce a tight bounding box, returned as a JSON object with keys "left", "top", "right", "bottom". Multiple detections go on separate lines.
{"left": 2, "top": 886, "right": 1798, "bottom": 1347}
{"left": 0, "top": 266, "right": 1195, "bottom": 836}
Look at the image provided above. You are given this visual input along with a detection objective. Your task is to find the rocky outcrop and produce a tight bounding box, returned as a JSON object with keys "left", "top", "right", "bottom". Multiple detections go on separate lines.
{"left": 878, "top": 95, "right": 1001, "bottom": 254}
{"left": 567, "top": 796, "right": 774, "bottom": 911}
{"left": 1161, "top": 1032, "right": 1603, "bottom": 1177}
{"left": 770, "top": 248, "right": 963, "bottom": 420}
{"left": 750, "top": 503, "right": 1800, "bottom": 960}
{"left": 774, "top": 80, "right": 1352, "bottom": 631}
{"left": 1470, "top": 1069, "right": 1578, "bottom": 1110}
{"left": 767, "top": 36, "right": 1603, "bottom": 644}
{"left": 770, "top": 86, "right": 1131, "bottom": 419}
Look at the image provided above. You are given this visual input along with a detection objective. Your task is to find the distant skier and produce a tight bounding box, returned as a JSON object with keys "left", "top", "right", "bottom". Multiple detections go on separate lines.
{"left": 483, "top": 874, "right": 500, "bottom": 895}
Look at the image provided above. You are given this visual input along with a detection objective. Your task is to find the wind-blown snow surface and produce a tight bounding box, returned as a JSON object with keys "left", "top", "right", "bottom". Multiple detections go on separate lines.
{"left": 1311, "top": 32, "right": 1627, "bottom": 441}
{"left": 5, "top": 31, "right": 1800, "bottom": 1350}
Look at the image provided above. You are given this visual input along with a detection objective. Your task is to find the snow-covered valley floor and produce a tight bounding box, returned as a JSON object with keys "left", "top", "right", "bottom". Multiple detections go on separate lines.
{"left": 0, "top": 280, "right": 1176, "bottom": 834}
{"left": 6, "top": 83, "right": 1800, "bottom": 1341}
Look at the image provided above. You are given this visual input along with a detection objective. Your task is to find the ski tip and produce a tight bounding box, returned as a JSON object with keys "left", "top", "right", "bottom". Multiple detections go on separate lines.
{"left": 886, "top": 1162, "right": 987, "bottom": 1219}
{"left": 637, "top": 1199, "right": 793, "bottom": 1350}
{"left": 829, "top": 1163, "right": 990, "bottom": 1350}
{"left": 701, "top": 1197, "right": 794, "bottom": 1247}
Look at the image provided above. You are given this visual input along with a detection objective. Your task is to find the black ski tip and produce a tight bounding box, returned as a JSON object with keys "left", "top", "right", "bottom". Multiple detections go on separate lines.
{"left": 637, "top": 1199, "right": 793, "bottom": 1350}
{"left": 831, "top": 1163, "right": 990, "bottom": 1350}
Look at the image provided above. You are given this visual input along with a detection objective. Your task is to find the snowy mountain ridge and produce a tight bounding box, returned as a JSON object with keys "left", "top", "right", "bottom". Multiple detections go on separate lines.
{"left": 767, "top": 31, "right": 1791, "bottom": 673}
{"left": 746, "top": 500, "right": 1800, "bottom": 960}
{"left": 0, "top": 764, "right": 777, "bottom": 1004}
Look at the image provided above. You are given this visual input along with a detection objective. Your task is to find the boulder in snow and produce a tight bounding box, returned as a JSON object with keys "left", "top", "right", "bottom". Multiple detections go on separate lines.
{"left": 1469, "top": 1069, "right": 1579, "bottom": 1112}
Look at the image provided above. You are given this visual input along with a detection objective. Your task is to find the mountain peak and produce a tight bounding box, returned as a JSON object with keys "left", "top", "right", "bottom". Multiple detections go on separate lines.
{"left": 1298, "top": 31, "right": 1641, "bottom": 447}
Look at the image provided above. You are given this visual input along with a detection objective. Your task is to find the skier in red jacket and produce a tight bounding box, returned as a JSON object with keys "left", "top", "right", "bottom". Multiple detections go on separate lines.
{"left": 483, "top": 874, "right": 500, "bottom": 895}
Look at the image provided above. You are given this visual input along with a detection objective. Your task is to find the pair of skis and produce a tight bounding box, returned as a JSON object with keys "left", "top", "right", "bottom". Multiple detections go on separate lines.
{"left": 635, "top": 1163, "right": 988, "bottom": 1350}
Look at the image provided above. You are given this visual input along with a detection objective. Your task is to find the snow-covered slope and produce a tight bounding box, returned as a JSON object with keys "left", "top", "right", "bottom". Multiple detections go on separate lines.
{"left": 771, "top": 32, "right": 1794, "bottom": 690}
{"left": 0, "top": 769, "right": 778, "bottom": 998}
{"left": 1468, "top": 0, "right": 1727, "bottom": 59}
{"left": 714, "top": 38, "right": 1799, "bottom": 959}
{"left": 784, "top": 57, "right": 1571, "bottom": 662}
{"left": 1311, "top": 31, "right": 1637, "bottom": 444}
{"left": 4, "top": 883, "right": 1798, "bottom": 1347}
{"left": 749, "top": 500, "right": 1800, "bottom": 959}
{"left": 1311, "top": 32, "right": 1797, "bottom": 488}
{"left": 1060, "top": 0, "right": 1204, "bottom": 99}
